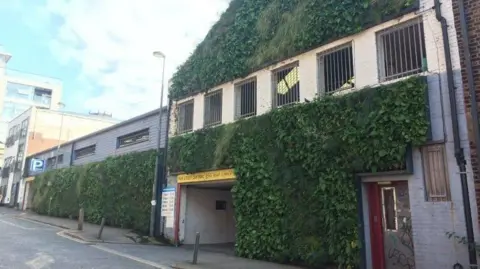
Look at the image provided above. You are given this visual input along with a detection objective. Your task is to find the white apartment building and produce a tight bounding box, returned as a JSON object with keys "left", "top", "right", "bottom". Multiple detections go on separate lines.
{"left": 0, "top": 47, "right": 62, "bottom": 166}
{"left": 0, "top": 107, "right": 119, "bottom": 207}
{"left": 166, "top": 0, "right": 479, "bottom": 268}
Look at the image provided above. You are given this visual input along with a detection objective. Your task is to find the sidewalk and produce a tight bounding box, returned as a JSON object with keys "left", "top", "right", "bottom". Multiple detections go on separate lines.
{"left": 12, "top": 209, "right": 307, "bottom": 269}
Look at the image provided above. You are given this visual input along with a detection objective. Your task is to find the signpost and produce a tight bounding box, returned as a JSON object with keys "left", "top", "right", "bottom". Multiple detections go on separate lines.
{"left": 161, "top": 187, "right": 176, "bottom": 228}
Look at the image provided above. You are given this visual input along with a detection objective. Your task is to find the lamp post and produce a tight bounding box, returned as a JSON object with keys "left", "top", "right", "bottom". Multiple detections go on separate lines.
{"left": 54, "top": 102, "right": 65, "bottom": 169}
{"left": 149, "top": 51, "right": 166, "bottom": 237}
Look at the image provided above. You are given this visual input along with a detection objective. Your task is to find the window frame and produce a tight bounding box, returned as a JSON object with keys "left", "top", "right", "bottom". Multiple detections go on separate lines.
{"left": 74, "top": 144, "right": 96, "bottom": 160}
{"left": 234, "top": 77, "right": 257, "bottom": 120}
{"left": 177, "top": 100, "right": 194, "bottom": 134}
{"left": 317, "top": 42, "right": 355, "bottom": 95}
{"left": 381, "top": 186, "right": 398, "bottom": 231}
{"left": 271, "top": 62, "right": 300, "bottom": 108}
{"left": 117, "top": 128, "right": 150, "bottom": 148}
{"left": 376, "top": 17, "right": 426, "bottom": 82}
{"left": 421, "top": 143, "right": 451, "bottom": 202}
{"left": 203, "top": 89, "right": 223, "bottom": 127}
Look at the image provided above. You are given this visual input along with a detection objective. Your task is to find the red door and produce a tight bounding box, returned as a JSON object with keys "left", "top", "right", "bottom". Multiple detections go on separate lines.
{"left": 368, "top": 182, "right": 385, "bottom": 269}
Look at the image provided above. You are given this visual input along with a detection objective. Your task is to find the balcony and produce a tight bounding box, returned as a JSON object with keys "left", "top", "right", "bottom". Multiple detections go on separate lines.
{"left": 1, "top": 167, "right": 10, "bottom": 178}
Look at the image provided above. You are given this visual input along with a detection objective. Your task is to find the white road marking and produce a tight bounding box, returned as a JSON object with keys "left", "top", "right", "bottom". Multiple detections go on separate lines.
{"left": 56, "top": 231, "right": 86, "bottom": 244}
{"left": 56, "top": 227, "right": 171, "bottom": 268}
{"left": 0, "top": 219, "right": 33, "bottom": 230}
{"left": 25, "top": 253, "right": 55, "bottom": 269}
{"left": 92, "top": 245, "right": 171, "bottom": 269}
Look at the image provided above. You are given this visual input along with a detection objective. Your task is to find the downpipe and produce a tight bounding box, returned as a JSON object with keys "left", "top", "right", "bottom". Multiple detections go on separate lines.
{"left": 434, "top": 0, "right": 478, "bottom": 266}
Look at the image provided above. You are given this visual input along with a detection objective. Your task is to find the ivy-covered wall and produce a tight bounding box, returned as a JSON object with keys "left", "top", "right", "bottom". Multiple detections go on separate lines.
{"left": 169, "top": 0, "right": 418, "bottom": 100}
{"left": 31, "top": 150, "right": 158, "bottom": 233}
{"left": 168, "top": 77, "right": 429, "bottom": 267}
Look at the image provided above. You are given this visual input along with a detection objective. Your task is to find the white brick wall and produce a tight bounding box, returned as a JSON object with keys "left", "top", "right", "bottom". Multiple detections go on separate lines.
{"left": 170, "top": 0, "right": 479, "bottom": 267}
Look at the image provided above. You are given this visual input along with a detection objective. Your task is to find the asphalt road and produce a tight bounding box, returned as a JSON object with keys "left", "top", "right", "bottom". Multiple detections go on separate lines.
{"left": 0, "top": 207, "right": 159, "bottom": 269}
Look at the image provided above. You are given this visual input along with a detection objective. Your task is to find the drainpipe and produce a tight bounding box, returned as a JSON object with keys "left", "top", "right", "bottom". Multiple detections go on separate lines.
{"left": 434, "top": 0, "right": 478, "bottom": 266}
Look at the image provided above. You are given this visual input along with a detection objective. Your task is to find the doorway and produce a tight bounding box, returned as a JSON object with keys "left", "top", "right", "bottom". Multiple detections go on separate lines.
{"left": 367, "top": 181, "right": 415, "bottom": 269}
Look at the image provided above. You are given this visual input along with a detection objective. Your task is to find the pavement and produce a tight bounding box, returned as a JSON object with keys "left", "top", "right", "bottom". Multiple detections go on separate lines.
{"left": 0, "top": 207, "right": 306, "bottom": 269}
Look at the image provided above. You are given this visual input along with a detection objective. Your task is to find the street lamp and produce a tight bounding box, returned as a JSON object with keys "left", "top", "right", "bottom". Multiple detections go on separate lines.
{"left": 149, "top": 50, "right": 166, "bottom": 237}
{"left": 54, "top": 102, "right": 65, "bottom": 169}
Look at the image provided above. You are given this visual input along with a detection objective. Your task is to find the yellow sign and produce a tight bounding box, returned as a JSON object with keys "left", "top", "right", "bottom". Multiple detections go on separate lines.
{"left": 25, "top": 177, "right": 35, "bottom": 182}
{"left": 177, "top": 169, "right": 236, "bottom": 184}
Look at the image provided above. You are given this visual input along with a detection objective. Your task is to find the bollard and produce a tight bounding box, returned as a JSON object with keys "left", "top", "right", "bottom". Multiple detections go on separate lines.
{"left": 192, "top": 232, "right": 200, "bottom": 264}
{"left": 97, "top": 217, "right": 106, "bottom": 239}
{"left": 78, "top": 208, "right": 84, "bottom": 231}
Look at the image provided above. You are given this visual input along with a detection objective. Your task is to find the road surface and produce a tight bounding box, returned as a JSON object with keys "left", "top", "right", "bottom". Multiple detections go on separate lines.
{"left": 0, "top": 207, "right": 160, "bottom": 269}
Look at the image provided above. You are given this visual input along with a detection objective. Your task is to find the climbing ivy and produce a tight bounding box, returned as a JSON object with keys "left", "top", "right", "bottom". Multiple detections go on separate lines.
{"left": 31, "top": 150, "right": 160, "bottom": 233}
{"left": 168, "top": 77, "right": 429, "bottom": 267}
{"left": 169, "top": 0, "right": 418, "bottom": 100}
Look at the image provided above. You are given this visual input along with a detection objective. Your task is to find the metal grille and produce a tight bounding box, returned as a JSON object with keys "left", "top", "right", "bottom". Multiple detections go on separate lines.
{"left": 177, "top": 100, "right": 194, "bottom": 134}
{"left": 235, "top": 78, "right": 257, "bottom": 119}
{"left": 117, "top": 128, "right": 149, "bottom": 148}
{"left": 318, "top": 43, "right": 354, "bottom": 94}
{"left": 377, "top": 18, "right": 426, "bottom": 81}
{"left": 272, "top": 63, "right": 300, "bottom": 107}
{"left": 204, "top": 90, "right": 222, "bottom": 127}
{"left": 421, "top": 144, "right": 450, "bottom": 202}
{"left": 74, "top": 144, "right": 96, "bottom": 159}
{"left": 20, "top": 118, "right": 28, "bottom": 138}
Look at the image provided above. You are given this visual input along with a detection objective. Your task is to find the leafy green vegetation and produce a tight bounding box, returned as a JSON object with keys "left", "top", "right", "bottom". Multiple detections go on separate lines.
{"left": 31, "top": 150, "right": 160, "bottom": 233}
{"left": 168, "top": 77, "right": 429, "bottom": 267}
{"left": 169, "top": 0, "right": 418, "bottom": 100}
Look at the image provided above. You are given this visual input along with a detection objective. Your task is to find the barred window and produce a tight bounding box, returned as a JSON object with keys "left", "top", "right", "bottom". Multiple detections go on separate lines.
{"left": 46, "top": 157, "right": 56, "bottom": 169}
{"left": 377, "top": 18, "right": 427, "bottom": 81}
{"left": 177, "top": 100, "right": 194, "bottom": 134}
{"left": 117, "top": 128, "right": 149, "bottom": 148}
{"left": 235, "top": 78, "right": 257, "bottom": 119}
{"left": 273, "top": 63, "right": 300, "bottom": 107}
{"left": 318, "top": 43, "right": 354, "bottom": 95}
{"left": 204, "top": 90, "right": 222, "bottom": 127}
{"left": 74, "top": 145, "right": 96, "bottom": 159}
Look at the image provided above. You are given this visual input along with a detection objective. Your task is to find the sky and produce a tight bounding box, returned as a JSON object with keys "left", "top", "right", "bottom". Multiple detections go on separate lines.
{"left": 0, "top": 0, "right": 229, "bottom": 120}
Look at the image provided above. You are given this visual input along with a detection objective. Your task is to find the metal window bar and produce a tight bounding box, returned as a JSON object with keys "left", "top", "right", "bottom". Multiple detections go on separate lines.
{"left": 421, "top": 144, "right": 451, "bottom": 202}
{"left": 204, "top": 90, "right": 223, "bottom": 127}
{"left": 272, "top": 63, "right": 300, "bottom": 107}
{"left": 118, "top": 129, "right": 150, "bottom": 148}
{"left": 177, "top": 101, "right": 194, "bottom": 134}
{"left": 74, "top": 145, "right": 96, "bottom": 159}
{"left": 235, "top": 78, "right": 257, "bottom": 119}
{"left": 318, "top": 43, "right": 354, "bottom": 94}
{"left": 377, "top": 18, "right": 426, "bottom": 82}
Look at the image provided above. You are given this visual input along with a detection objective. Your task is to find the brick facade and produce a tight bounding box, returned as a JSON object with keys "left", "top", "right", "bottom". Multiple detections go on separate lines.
{"left": 453, "top": 0, "right": 480, "bottom": 224}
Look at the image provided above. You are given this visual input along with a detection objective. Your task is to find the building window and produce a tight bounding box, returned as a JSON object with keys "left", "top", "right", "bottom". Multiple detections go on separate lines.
{"left": 235, "top": 78, "right": 257, "bottom": 119}
{"left": 57, "top": 154, "right": 64, "bottom": 164}
{"left": 5, "top": 82, "right": 34, "bottom": 101}
{"left": 117, "top": 129, "right": 150, "bottom": 148}
{"left": 204, "top": 90, "right": 222, "bottom": 127}
{"left": 20, "top": 118, "right": 29, "bottom": 138}
{"left": 177, "top": 100, "right": 194, "bottom": 134}
{"left": 381, "top": 187, "right": 397, "bottom": 231}
{"left": 33, "top": 88, "right": 52, "bottom": 107}
{"left": 216, "top": 200, "right": 227, "bottom": 210}
{"left": 74, "top": 145, "right": 96, "bottom": 159}
{"left": 421, "top": 143, "right": 450, "bottom": 202}
{"left": 377, "top": 18, "right": 427, "bottom": 82}
{"left": 272, "top": 63, "right": 300, "bottom": 107}
{"left": 17, "top": 143, "right": 25, "bottom": 160}
{"left": 318, "top": 43, "right": 355, "bottom": 95}
{"left": 46, "top": 157, "right": 56, "bottom": 169}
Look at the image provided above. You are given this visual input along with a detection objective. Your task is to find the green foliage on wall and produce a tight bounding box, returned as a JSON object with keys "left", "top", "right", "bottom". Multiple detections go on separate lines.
{"left": 168, "top": 77, "right": 429, "bottom": 267}
{"left": 169, "top": 0, "right": 418, "bottom": 100}
{"left": 31, "top": 150, "right": 159, "bottom": 233}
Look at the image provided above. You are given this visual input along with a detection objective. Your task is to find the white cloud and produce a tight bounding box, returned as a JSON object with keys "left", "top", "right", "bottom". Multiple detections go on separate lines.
{"left": 38, "top": 0, "right": 229, "bottom": 119}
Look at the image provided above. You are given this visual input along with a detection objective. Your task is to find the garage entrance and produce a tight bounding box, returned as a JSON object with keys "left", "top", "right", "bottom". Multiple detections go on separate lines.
{"left": 176, "top": 169, "right": 236, "bottom": 254}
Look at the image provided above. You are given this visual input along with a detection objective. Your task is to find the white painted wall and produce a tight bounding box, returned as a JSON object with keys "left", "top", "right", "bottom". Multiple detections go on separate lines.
{"left": 184, "top": 187, "right": 235, "bottom": 245}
